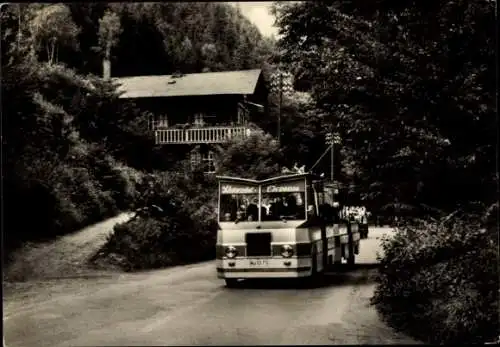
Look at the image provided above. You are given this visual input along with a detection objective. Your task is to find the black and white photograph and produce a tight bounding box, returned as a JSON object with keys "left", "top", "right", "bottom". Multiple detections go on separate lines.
{"left": 2, "top": 1, "right": 497, "bottom": 346}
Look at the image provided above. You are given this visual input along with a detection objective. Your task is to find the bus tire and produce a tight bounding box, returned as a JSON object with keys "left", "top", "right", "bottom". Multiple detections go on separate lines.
{"left": 347, "top": 254, "right": 355, "bottom": 267}
{"left": 311, "top": 255, "right": 318, "bottom": 277}
{"left": 310, "top": 254, "right": 324, "bottom": 286}
{"left": 225, "top": 279, "right": 238, "bottom": 288}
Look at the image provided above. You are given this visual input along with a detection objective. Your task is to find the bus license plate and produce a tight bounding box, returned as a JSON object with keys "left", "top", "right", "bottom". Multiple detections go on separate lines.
{"left": 249, "top": 259, "right": 269, "bottom": 266}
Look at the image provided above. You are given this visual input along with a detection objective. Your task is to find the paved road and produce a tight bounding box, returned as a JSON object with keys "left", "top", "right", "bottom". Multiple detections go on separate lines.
{"left": 4, "top": 227, "right": 420, "bottom": 346}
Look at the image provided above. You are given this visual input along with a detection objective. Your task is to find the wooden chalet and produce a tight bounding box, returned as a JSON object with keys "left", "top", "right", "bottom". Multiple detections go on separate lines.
{"left": 114, "top": 69, "right": 268, "bottom": 173}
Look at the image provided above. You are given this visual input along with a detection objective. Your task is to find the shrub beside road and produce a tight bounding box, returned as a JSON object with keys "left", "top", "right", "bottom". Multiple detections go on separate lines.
{"left": 371, "top": 210, "right": 498, "bottom": 344}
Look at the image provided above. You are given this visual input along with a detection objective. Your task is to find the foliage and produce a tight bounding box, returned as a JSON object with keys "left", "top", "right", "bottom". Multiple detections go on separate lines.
{"left": 2, "top": 3, "right": 273, "bottom": 75}
{"left": 94, "top": 170, "right": 218, "bottom": 271}
{"left": 272, "top": 1, "right": 498, "bottom": 344}
{"left": 97, "top": 9, "right": 122, "bottom": 59}
{"left": 215, "top": 128, "right": 284, "bottom": 180}
{"left": 260, "top": 62, "right": 346, "bottom": 181}
{"left": 371, "top": 213, "right": 498, "bottom": 344}
{"left": 28, "top": 4, "right": 80, "bottom": 65}
{"left": 1, "top": 54, "right": 144, "bottom": 257}
{"left": 272, "top": 0, "right": 496, "bottom": 214}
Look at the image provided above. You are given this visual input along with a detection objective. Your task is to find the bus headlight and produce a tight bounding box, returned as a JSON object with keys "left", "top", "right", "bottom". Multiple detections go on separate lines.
{"left": 281, "top": 245, "right": 294, "bottom": 258}
{"left": 225, "top": 246, "right": 238, "bottom": 259}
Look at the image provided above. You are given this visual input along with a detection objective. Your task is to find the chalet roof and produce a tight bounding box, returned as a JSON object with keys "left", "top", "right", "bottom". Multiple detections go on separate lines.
{"left": 114, "top": 69, "right": 262, "bottom": 99}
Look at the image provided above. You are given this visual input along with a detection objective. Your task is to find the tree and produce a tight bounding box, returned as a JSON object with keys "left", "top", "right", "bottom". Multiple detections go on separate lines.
{"left": 272, "top": 0, "right": 496, "bottom": 214}
{"left": 29, "top": 4, "right": 80, "bottom": 65}
{"left": 97, "top": 9, "right": 122, "bottom": 77}
{"left": 200, "top": 43, "right": 217, "bottom": 71}
{"left": 215, "top": 129, "right": 284, "bottom": 180}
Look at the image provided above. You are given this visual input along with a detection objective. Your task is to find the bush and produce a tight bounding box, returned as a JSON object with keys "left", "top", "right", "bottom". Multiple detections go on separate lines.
{"left": 93, "top": 169, "right": 218, "bottom": 270}
{"left": 97, "top": 215, "right": 216, "bottom": 271}
{"left": 371, "top": 213, "right": 499, "bottom": 344}
{"left": 3, "top": 142, "right": 143, "bottom": 260}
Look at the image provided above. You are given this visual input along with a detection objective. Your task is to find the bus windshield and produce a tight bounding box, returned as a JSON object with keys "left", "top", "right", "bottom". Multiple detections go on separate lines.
{"left": 218, "top": 178, "right": 309, "bottom": 222}
{"left": 261, "top": 191, "right": 306, "bottom": 221}
{"left": 261, "top": 178, "right": 307, "bottom": 221}
{"left": 220, "top": 193, "right": 260, "bottom": 222}
{"left": 219, "top": 182, "right": 259, "bottom": 222}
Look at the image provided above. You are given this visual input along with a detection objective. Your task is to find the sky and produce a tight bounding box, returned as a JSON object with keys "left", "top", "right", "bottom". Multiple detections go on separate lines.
{"left": 230, "top": 2, "right": 278, "bottom": 38}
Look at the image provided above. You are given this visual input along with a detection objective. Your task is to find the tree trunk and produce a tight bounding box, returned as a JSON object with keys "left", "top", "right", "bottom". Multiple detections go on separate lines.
{"left": 103, "top": 43, "right": 112, "bottom": 79}
{"left": 46, "top": 42, "right": 51, "bottom": 64}
{"left": 17, "top": 4, "right": 22, "bottom": 51}
{"left": 50, "top": 41, "right": 56, "bottom": 64}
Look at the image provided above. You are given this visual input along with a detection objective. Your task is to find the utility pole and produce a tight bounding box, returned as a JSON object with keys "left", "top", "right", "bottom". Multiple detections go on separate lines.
{"left": 325, "top": 132, "right": 336, "bottom": 183}
{"left": 278, "top": 72, "right": 282, "bottom": 144}
{"left": 325, "top": 131, "right": 341, "bottom": 207}
{"left": 270, "top": 68, "right": 292, "bottom": 145}
{"left": 331, "top": 138, "right": 334, "bottom": 183}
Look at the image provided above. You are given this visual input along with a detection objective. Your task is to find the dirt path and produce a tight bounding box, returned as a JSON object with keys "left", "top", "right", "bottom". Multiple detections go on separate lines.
{"left": 3, "top": 212, "right": 134, "bottom": 283}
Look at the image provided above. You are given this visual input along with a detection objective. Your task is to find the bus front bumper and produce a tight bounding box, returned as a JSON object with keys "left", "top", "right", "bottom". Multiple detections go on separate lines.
{"left": 216, "top": 258, "right": 312, "bottom": 279}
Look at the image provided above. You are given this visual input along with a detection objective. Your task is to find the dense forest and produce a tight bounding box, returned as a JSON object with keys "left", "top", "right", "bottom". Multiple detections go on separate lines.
{"left": 2, "top": 3, "right": 275, "bottom": 76}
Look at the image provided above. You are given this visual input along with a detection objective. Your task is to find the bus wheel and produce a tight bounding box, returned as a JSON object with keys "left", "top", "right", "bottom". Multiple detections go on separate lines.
{"left": 225, "top": 279, "right": 239, "bottom": 288}
{"left": 310, "top": 256, "right": 324, "bottom": 286}
{"left": 347, "top": 254, "right": 355, "bottom": 267}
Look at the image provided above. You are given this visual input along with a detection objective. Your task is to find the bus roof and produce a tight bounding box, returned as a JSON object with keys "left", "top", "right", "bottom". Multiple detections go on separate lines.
{"left": 216, "top": 172, "right": 321, "bottom": 184}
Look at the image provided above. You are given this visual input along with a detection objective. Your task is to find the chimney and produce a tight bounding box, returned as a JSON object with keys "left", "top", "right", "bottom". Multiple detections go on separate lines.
{"left": 103, "top": 59, "right": 111, "bottom": 80}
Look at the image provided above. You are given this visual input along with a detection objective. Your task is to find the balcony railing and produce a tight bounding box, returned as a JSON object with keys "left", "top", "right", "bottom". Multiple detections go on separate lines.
{"left": 155, "top": 126, "right": 250, "bottom": 144}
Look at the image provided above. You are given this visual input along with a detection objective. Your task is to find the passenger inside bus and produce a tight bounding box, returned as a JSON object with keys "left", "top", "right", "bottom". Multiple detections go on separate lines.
{"left": 263, "top": 193, "right": 306, "bottom": 220}
{"left": 246, "top": 198, "right": 259, "bottom": 221}
{"left": 220, "top": 193, "right": 258, "bottom": 222}
{"left": 269, "top": 197, "right": 283, "bottom": 218}
{"left": 220, "top": 191, "right": 308, "bottom": 222}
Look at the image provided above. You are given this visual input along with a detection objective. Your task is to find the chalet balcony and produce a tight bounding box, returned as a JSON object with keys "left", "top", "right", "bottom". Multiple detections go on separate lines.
{"left": 154, "top": 126, "right": 250, "bottom": 144}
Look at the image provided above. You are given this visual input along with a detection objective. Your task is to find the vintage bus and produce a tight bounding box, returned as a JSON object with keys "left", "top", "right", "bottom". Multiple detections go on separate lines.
{"left": 215, "top": 173, "right": 361, "bottom": 287}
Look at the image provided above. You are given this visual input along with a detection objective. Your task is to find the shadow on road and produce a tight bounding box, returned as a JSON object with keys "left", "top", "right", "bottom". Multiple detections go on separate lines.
{"left": 225, "top": 264, "right": 380, "bottom": 290}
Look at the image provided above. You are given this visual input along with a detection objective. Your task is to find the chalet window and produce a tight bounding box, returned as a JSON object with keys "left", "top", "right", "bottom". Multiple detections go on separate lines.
{"left": 190, "top": 150, "right": 215, "bottom": 173}
{"left": 149, "top": 114, "right": 168, "bottom": 130}
{"left": 237, "top": 103, "right": 249, "bottom": 125}
{"left": 193, "top": 113, "right": 205, "bottom": 127}
{"left": 203, "top": 151, "right": 216, "bottom": 174}
{"left": 190, "top": 151, "right": 202, "bottom": 171}
{"left": 158, "top": 114, "right": 169, "bottom": 128}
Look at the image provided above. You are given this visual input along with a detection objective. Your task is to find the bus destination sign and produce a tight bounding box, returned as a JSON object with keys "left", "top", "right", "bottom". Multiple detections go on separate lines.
{"left": 221, "top": 184, "right": 258, "bottom": 195}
